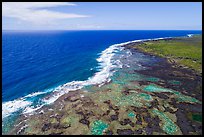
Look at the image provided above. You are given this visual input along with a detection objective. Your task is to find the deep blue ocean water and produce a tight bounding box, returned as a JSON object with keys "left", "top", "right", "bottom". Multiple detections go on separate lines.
{"left": 2, "top": 30, "right": 201, "bottom": 122}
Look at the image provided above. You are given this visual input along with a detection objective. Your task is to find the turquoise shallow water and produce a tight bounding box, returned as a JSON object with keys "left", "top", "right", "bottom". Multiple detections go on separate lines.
{"left": 3, "top": 30, "right": 201, "bottom": 102}
{"left": 2, "top": 30, "right": 202, "bottom": 134}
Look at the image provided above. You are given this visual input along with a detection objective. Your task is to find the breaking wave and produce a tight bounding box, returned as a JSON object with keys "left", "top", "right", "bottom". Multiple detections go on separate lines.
{"left": 2, "top": 36, "right": 172, "bottom": 119}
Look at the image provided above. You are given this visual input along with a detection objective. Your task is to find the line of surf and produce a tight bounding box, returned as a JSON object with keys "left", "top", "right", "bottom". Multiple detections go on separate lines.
{"left": 2, "top": 36, "right": 173, "bottom": 119}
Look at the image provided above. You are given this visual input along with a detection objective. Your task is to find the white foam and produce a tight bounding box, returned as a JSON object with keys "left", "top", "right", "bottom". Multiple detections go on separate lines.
{"left": 3, "top": 36, "right": 173, "bottom": 118}
{"left": 17, "top": 124, "right": 28, "bottom": 134}
{"left": 24, "top": 91, "right": 46, "bottom": 98}
{"left": 80, "top": 95, "right": 84, "bottom": 98}
{"left": 2, "top": 90, "right": 50, "bottom": 118}
{"left": 187, "top": 34, "right": 193, "bottom": 37}
{"left": 2, "top": 99, "right": 32, "bottom": 119}
{"left": 22, "top": 105, "right": 44, "bottom": 115}
{"left": 114, "top": 60, "right": 123, "bottom": 68}
{"left": 126, "top": 65, "right": 130, "bottom": 68}
{"left": 41, "top": 43, "right": 124, "bottom": 105}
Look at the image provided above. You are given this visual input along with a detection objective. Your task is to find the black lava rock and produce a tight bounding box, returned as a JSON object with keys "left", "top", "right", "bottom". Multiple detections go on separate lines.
{"left": 79, "top": 119, "right": 90, "bottom": 126}
{"left": 41, "top": 123, "right": 51, "bottom": 132}
{"left": 134, "top": 129, "right": 143, "bottom": 134}
{"left": 117, "top": 129, "right": 134, "bottom": 135}
{"left": 120, "top": 119, "right": 131, "bottom": 126}
{"left": 110, "top": 115, "right": 118, "bottom": 121}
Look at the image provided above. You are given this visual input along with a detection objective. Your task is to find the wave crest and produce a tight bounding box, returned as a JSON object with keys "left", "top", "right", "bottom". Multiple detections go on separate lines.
{"left": 2, "top": 36, "right": 172, "bottom": 118}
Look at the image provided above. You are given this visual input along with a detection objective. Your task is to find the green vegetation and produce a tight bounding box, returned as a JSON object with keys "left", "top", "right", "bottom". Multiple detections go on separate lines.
{"left": 133, "top": 35, "right": 202, "bottom": 74}
{"left": 192, "top": 114, "right": 202, "bottom": 123}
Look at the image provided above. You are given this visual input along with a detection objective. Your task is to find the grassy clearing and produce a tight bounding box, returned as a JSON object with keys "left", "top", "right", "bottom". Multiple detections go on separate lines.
{"left": 132, "top": 35, "right": 202, "bottom": 74}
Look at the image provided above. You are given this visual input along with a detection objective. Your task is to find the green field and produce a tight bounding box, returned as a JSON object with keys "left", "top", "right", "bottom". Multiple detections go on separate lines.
{"left": 132, "top": 35, "right": 202, "bottom": 74}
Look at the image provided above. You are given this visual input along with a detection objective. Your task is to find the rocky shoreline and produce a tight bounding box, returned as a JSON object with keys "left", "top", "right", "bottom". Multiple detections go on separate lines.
{"left": 123, "top": 39, "right": 202, "bottom": 134}
{"left": 7, "top": 39, "right": 202, "bottom": 135}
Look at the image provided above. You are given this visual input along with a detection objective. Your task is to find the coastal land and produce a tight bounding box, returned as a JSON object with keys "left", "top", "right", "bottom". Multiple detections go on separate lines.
{"left": 128, "top": 34, "right": 202, "bottom": 74}
{"left": 7, "top": 35, "right": 202, "bottom": 135}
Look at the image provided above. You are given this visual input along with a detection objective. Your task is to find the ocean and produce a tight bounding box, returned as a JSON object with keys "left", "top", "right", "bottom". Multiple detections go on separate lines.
{"left": 2, "top": 30, "right": 202, "bottom": 133}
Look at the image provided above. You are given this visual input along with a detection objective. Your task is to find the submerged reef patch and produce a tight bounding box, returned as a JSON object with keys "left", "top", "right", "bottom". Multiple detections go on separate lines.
{"left": 143, "top": 84, "right": 173, "bottom": 93}
{"left": 128, "top": 112, "right": 136, "bottom": 118}
{"left": 168, "top": 80, "right": 181, "bottom": 85}
{"left": 152, "top": 109, "right": 179, "bottom": 135}
{"left": 90, "top": 120, "right": 109, "bottom": 135}
{"left": 143, "top": 84, "right": 201, "bottom": 104}
{"left": 146, "top": 77, "right": 160, "bottom": 82}
{"left": 138, "top": 93, "right": 153, "bottom": 101}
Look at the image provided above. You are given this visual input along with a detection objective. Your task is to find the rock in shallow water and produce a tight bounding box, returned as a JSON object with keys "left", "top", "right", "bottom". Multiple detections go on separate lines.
{"left": 117, "top": 129, "right": 134, "bottom": 135}
{"left": 41, "top": 123, "right": 51, "bottom": 132}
